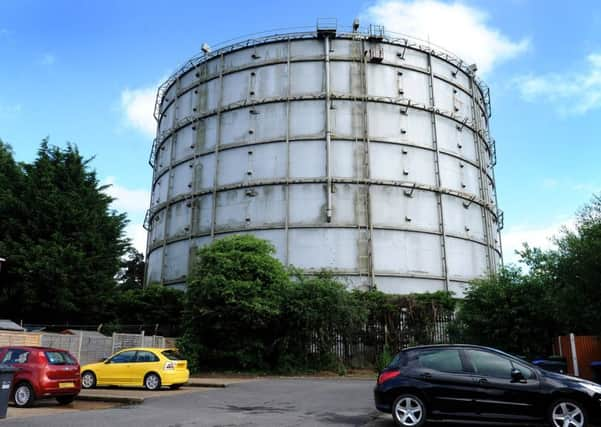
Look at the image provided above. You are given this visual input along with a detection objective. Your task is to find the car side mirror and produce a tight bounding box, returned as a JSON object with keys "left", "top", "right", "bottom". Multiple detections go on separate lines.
{"left": 511, "top": 368, "right": 524, "bottom": 382}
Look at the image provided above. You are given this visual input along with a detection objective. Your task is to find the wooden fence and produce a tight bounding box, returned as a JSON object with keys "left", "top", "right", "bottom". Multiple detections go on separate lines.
{"left": 554, "top": 334, "right": 601, "bottom": 380}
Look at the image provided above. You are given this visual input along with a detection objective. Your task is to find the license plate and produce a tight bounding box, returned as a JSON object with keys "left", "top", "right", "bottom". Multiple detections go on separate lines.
{"left": 59, "top": 382, "right": 75, "bottom": 389}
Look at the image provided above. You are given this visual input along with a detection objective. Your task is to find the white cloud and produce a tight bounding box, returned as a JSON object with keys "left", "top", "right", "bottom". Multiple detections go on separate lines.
{"left": 362, "top": 0, "right": 529, "bottom": 75}
{"left": 514, "top": 53, "right": 601, "bottom": 115}
{"left": 120, "top": 86, "right": 157, "bottom": 137}
{"left": 502, "top": 218, "right": 575, "bottom": 264}
{"left": 103, "top": 177, "right": 150, "bottom": 215}
{"left": 102, "top": 177, "right": 150, "bottom": 254}
{"left": 40, "top": 53, "right": 56, "bottom": 65}
{"left": 125, "top": 222, "right": 148, "bottom": 254}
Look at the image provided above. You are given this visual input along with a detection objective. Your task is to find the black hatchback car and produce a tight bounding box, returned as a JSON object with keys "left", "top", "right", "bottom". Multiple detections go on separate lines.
{"left": 374, "top": 344, "right": 601, "bottom": 427}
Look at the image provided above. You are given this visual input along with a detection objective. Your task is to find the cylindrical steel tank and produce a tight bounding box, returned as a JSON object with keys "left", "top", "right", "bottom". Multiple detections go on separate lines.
{"left": 144, "top": 24, "right": 503, "bottom": 295}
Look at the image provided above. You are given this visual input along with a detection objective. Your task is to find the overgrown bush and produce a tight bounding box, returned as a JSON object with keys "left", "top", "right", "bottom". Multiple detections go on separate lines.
{"left": 452, "top": 266, "right": 557, "bottom": 358}
{"left": 110, "top": 284, "right": 185, "bottom": 336}
{"left": 181, "top": 235, "right": 458, "bottom": 373}
{"left": 180, "top": 235, "right": 289, "bottom": 371}
{"left": 278, "top": 270, "right": 367, "bottom": 372}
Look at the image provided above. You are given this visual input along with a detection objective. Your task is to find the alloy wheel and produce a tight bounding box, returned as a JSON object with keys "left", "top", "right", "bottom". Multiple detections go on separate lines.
{"left": 394, "top": 396, "right": 424, "bottom": 426}
{"left": 552, "top": 402, "right": 585, "bottom": 427}
{"left": 145, "top": 374, "right": 160, "bottom": 390}
{"left": 81, "top": 372, "right": 95, "bottom": 388}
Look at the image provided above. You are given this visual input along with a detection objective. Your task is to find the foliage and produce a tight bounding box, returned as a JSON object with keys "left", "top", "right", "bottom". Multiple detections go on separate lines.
{"left": 181, "top": 235, "right": 289, "bottom": 371}
{"left": 111, "top": 284, "right": 184, "bottom": 336}
{"left": 453, "top": 266, "right": 557, "bottom": 358}
{"left": 375, "top": 343, "right": 394, "bottom": 372}
{"left": 117, "top": 248, "right": 145, "bottom": 290}
{"left": 278, "top": 270, "right": 367, "bottom": 372}
{"left": 182, "top": 235, "right": 457, "bottom": 373}
{"left": 450, "top": 193, "right": 601, "bottom": 357}
{"left": 352, "top": 289, "right": 456, "bottom": 353}
{"left": 0, "top": 139, "right": 129, "bottom": 323}
{"left": 539, "top": 194, "right": 601, "bottom": 334}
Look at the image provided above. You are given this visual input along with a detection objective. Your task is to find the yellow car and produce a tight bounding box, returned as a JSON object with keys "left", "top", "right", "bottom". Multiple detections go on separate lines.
{"left": 80, "top": 348, "right": 189, "bottom": 390}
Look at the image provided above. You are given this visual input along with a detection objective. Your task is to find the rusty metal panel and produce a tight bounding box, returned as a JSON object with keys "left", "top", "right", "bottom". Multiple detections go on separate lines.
{"left": 558, "top": 335, "right": 601, "bottom": 380}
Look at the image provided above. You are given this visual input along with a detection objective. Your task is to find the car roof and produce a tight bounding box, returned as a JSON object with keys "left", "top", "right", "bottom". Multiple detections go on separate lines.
{"left": 402, "top": 344, "right": 529, "bottom": 361}
{"left": 113, "top": 347, "right": 174, "bottom": 352}
{"left": 0, "top": 346, "right": 73, "bottom": 352}
{"left": 403, "top": 344, "right": 510, "bottom": 355}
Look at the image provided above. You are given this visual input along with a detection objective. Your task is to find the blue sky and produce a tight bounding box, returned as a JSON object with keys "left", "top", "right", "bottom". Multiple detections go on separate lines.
{"left": 1, "top": 0, "right": 600, "bottom": 263}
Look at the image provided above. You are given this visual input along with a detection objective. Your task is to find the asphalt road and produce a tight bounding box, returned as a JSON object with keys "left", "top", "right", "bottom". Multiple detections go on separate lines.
{"left": 1, "top": 379, "right": 392, "bottom": 427}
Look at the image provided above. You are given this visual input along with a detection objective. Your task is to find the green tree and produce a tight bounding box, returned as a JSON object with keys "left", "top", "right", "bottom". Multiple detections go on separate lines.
{"left": 0, "top": 141, "right": 27, "bottom": 290}
{"left": 520, "top": 193, "right": 601, "bottom": 335}
{"left": 117, "top": 248, "right": 146, "bottom": 290}
{"left": 112, "top": 284, "right": 184, "bottom": 336}
{"left": 181, "top": 235, "right": 289, "bottom": 371}
{"left": 0, "top": 140, "right": 129, "bottom": 323}
{"left": 454, "top": 266, "right": 557, "bottom": 358}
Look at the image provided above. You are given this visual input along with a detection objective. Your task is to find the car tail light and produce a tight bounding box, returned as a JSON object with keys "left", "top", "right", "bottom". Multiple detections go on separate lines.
{"left": 377, "top": 370, "right": 401, "bottom": 385}
{"left": 164, "top": 361, "right": 176, "bottom": 370}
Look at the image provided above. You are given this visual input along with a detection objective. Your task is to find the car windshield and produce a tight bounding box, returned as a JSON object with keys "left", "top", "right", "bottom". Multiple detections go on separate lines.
{"left": 162, "top": 350, "right": 184, "bottom": 360}
{"left": 45, "top": 351, "right": 76, "bottom": 365}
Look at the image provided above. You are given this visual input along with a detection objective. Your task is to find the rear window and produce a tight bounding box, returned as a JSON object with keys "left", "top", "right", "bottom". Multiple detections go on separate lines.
{"left": 1, "top": 349, "right": 29, "bottom": 364}
{"left": 45, "top": 351, "right": 76, "bottom": 365}
{"left": 162, "top": 350, "right": 184, "bottom": 360}
{"left": 389, "top": 352, "right": 407, "bottom": 368}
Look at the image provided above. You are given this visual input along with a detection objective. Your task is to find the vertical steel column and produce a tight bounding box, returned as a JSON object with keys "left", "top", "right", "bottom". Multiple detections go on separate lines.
{"left": 285, "top": 37, "right": 292, "bottom": 264}
{"left": 426, "top": 52, "right": 450, "bottom": 292}
{"left": 361, "top": 38, "right": 375, "bottom": 288}
{"left": 159, "top": 76, "right": 181, "bottom": 285}
{"left": 324, "top": 36, "right": 333, "bottom": 223}
{"left": 469, "top": 74, "right": 495, "bottom": 274}
{"left": 210, "top": 53, "right": 225, "bottom": 238}
{"left": 490, "top": 141, "right": 503, "bottom": 265}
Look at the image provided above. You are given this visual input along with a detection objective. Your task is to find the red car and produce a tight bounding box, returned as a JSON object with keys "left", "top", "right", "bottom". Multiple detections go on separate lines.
{"left": 0, "top": 346, "right": 81, "bottom": 407}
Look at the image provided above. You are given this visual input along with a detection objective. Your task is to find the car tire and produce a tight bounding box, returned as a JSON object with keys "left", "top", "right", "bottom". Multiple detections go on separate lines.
{"left": 56, "top": 395, "right": 76, "bottom": 405}
{"left": 12, "top": 382, "right": 35, "bottom": 408}
{"left": 169, "top": 384, "right": 182, "bottom": 390}
{"left": 548, "top": 398, "right": 587, "bottom": 427}
{"left": 81, "top": 371, "right": 97, "bottom": 389}
{"left": 144, "top": 373, "right": 161, "bottom": 391}
{"left": 392, "top": 394, "right": 426, "bottom": 427}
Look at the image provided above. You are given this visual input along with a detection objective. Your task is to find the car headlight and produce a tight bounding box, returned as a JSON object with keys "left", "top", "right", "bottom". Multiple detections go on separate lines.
{"left": 581, "top": 382, "right": 601, "bottom": 395}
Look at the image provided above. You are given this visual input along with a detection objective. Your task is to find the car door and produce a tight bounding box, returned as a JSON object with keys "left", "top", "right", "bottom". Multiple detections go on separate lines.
{"left": 406, "top": 347, "right": 478, "bottom": 418}
{"left": 102, "top": 350, "right": 137, "bottom": 385}
{"left": 132, "top": 350, "right": 160, "bottom": 386}
{"left": 463, "top": 349, "right": 542, "bottom": 422}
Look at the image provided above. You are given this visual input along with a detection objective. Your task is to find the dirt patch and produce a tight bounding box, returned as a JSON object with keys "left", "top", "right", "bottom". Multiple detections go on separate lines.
{"left": 5, "top": 400, "right": 118, "bottom": 420}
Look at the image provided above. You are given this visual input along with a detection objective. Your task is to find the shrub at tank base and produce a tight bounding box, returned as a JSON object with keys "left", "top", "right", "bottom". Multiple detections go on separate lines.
{"left": 181, "top": 235, "right": 459, "bottom": 373}
{"left": 182, "top": 235, "right": 290, "bottom": 371}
